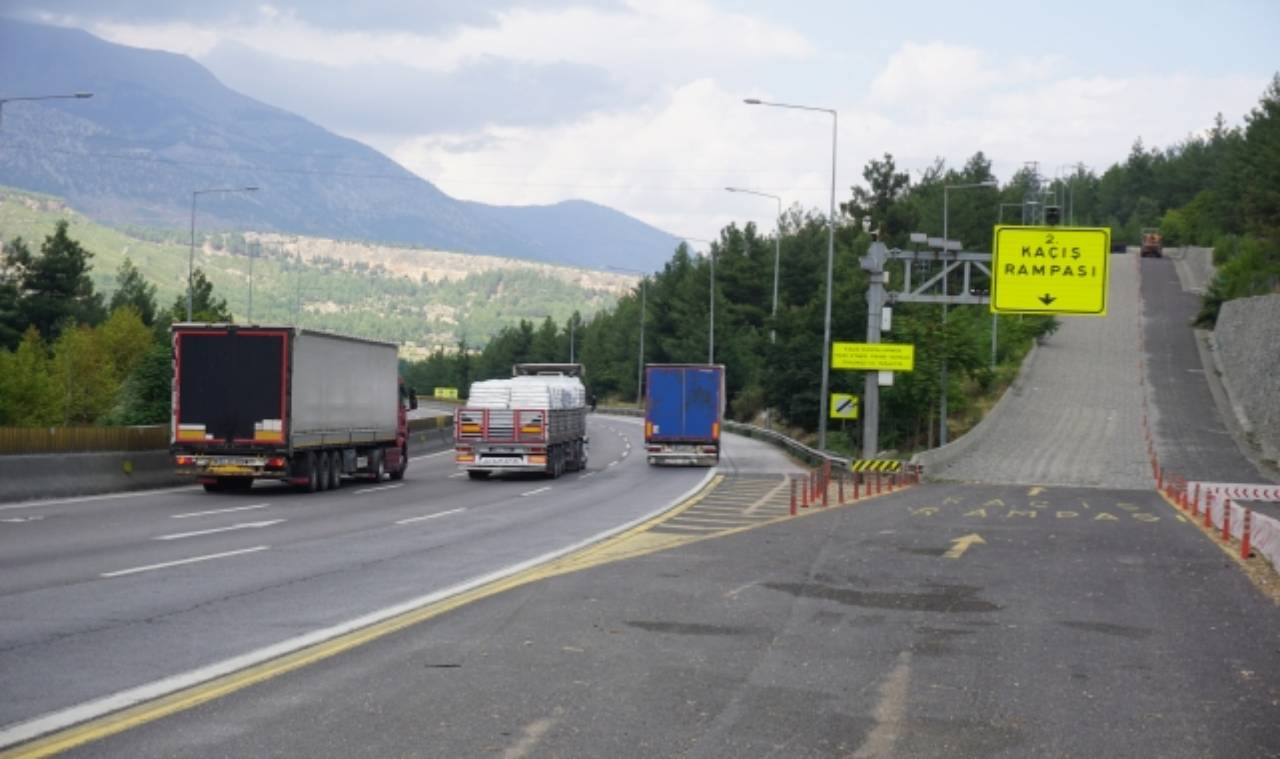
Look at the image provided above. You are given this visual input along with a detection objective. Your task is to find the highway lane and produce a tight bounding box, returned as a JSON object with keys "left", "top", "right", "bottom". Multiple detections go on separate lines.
{"left": 1, "top": 415, "right": 790, "bottom": 735}
{"left": 55, "top": 484, "right": 1280, "bottom": 757}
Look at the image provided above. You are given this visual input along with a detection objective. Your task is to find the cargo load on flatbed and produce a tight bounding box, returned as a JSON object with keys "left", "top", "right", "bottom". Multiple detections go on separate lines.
{"left": 644, "top": 363, "right": 725, "bottom": 466}
{"left": 455, "top": 363, "right": 588, "bottom": 479}
{"left": 170, "top": 324, "right": 414, "bottom": 493}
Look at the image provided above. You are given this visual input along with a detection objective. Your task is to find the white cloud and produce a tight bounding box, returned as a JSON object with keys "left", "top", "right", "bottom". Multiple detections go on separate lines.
{"left": 86, "top": 0, "right": 812, "bottom": 78}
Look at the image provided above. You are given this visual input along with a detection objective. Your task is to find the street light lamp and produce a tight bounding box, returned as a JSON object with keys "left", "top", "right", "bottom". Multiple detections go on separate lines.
{"left": 745, "top": 97, "right": 838, "bottom": 450}
{"left": 608, "top": 266, "right": 648, "bottom": 407}
{"left": 939, "top": 179, "right": 998, "bottom": 445}
{"left": 725, "top": 186, "right": 783, "bottom": 344}
{"left": 188, "top": 186, "right": 259, "bottom": 322}
{"left": 0, "top": 92, "right": 92, "bottom": 129}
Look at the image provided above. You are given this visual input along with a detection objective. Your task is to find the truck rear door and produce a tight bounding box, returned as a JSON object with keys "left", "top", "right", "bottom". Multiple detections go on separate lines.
{"left": 648, "top": 367, "right": 720, "bottom": 440}
{"left": 175, "top": 329, "right": 288, "bottom": 446}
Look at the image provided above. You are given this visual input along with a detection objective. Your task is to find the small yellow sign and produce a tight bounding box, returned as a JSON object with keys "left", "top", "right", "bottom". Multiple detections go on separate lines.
{"left": 832, "top": 342, "right": 915, "bottom": 371}
{"left": 434, "top": 387, "right": 459, "bottom": 399}
{"left": 829, "top": 393, "right": 859, "bottom": 420}
{"left": 991, "top": 225, "right": 1110, "bottom": 315}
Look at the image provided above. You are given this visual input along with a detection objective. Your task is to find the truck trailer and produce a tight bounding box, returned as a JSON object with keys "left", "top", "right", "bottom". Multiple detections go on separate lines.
{"left": 644, "top": 363, "right": 725, "bottom": 466}
{"left": 170, "top": 324, "right": 414, "bottom": 493}
{"left": 455, "top": 363, "right": 588, "bottom": 479}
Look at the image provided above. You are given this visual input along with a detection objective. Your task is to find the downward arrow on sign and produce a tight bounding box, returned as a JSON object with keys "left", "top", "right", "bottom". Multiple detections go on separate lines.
{"left": 944, "top": 533, "right": 986, "bottom": 559}
{"left": 1038, "top": 293, "right": 1057, "bottom": 305}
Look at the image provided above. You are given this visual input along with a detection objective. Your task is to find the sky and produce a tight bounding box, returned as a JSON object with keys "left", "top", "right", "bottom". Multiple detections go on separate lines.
{"left": 7, "top": 0, "right": 1278, "bottom": 245}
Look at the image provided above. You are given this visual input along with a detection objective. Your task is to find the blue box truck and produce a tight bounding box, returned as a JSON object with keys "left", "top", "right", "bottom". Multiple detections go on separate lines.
{"left": 644, "top": 364, "right": 725, "bottom": 466}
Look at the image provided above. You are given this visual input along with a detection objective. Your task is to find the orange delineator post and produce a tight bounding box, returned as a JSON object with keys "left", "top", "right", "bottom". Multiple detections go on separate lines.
{"left": 1204, "top": 492, "right": 1214, "bottom": 528}
{"left": 790, "top": 477, "right": 797, "bottom": 516}
{"left": 853, "top": 473, "right": 860, "bottom": 500}
{"left": 838, "top": 475, "right": 845, "bottom": 505}
{"left": 801, "top": 476, "right": 809, "bottom": 509}
{"left": 821, "top": 462, "right": 830, "bottom": 507}
{"left": 1222, "top": 499, "right": 1231, "bottom": 541}
{"left": 1241, "top": 509, "right": 1253, "bottom": 559}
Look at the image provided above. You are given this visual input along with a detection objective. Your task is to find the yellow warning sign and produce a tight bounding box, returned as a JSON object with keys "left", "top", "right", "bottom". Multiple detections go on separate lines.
{"left": 829, "top": 393, "right": 859, "bottom": 420}
{"left": 991, "top": 226, "right": 1110, "bottom": 315}
{"left": 832, "top": 342, "right": 915, "bottom": 371}
{"left": 433, "top": 387, "right": 459, "bottom": 399}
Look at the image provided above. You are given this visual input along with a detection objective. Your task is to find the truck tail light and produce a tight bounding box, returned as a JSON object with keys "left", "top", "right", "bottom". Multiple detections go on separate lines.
{"left": 265, "top": 457, "right": 287, "bottom": 470}
{"left": 645, "top": 421, "right": 653, "bottom": 438}
{"left": 712, "top": 422, "right": 720, "bottom": 440}
{"left": 646, "top": 445, "right": 661, "bottom": 453}
{"left": 702, "top": 446, "right": 718, "bottom": 454}
{"left": 175, "top": 455, "right": 195, "bottom": 466}
{"left": 456, "top": 453, "right": 475, "bottom": 463}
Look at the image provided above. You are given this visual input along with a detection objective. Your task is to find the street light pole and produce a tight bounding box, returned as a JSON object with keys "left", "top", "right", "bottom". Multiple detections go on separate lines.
{"left": 188, "top": 186, "right": 258, "bottom": 322}
{"left": 940, "top": 179, "right": 998, "bottom": 445}
{"left": 0, "top": 91, "right": 92, "bottom": 130}
{"left": 725, "top": 187, "right": 783, "bottom": 343}
{"left": 745, "top": 97, "right": 837, "bottom": 450}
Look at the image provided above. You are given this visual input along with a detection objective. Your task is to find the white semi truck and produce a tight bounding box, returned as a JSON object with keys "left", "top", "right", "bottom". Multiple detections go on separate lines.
{"left": 454, "top": 363, "right": 588, "bottom": 479}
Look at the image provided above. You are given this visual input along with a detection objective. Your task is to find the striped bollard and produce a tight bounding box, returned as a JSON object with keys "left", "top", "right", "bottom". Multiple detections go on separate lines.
{"left": 1241, "top": 509, "right": 1253, "bottom": 559}
{"left": 838, "top": 474, "right": 845, "bottom": 505}
{"left": 1204, "top": 492, "right": 1214, "bottom": 529}
{"left": 802, "top": 476, "right": 809, "bottom": 509}
{"left": 854, "top": 473, "right": 860, "bottom": 501}
{"left": 1222, "top": 500, "right": 1231, "bottom": 542}
{"left": 790, "top": 477, "right": 797, "bottom": 516}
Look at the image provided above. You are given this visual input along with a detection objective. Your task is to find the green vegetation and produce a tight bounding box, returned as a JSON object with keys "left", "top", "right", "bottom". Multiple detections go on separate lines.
{"left": 0, "top": 190, "right": 619, "bottom": 348}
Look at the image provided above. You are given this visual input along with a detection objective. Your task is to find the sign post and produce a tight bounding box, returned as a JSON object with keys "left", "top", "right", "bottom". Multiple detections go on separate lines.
{"left": 991, "top": 226, "right": 1110, "bottom": 315}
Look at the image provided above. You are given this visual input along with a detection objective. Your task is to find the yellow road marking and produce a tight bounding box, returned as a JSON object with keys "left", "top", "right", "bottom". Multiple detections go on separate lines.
{"left": 943, "top": 533, "right": 986, "bottom": 559}
{"left": 3, "top": 471, "right": 916, "bottom": 757}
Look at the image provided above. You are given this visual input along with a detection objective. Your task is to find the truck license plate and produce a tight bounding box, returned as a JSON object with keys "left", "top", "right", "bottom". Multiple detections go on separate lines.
{"left": 480, "top": 456, "right": 524, "bottom": 465}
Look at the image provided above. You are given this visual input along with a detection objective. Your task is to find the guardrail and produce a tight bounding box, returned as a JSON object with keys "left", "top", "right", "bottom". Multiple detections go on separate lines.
{"left": 596, "top": 406, "right": 851, "bottom": 470}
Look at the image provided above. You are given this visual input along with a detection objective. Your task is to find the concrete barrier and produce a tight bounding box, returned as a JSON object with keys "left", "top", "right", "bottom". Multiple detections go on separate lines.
{"left": 0, "top": 415, "right": 456, "bottom": 505}
{"left": 0, "top": 450, "right": 183, "bottom": 503}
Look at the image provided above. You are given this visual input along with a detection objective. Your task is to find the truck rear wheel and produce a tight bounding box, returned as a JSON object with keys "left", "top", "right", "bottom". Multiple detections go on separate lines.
{"left": 316, "top": 452, "right": 331, "bottom": 491}
{"left": 328, "top": 451, "right": 343, "bottom": 490}
{"left": 303, "top": 452, "right": 319, "bottom": 493}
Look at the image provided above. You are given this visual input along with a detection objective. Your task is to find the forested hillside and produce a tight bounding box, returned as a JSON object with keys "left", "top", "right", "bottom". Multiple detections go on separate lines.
{"left": 406, "top": 75, "right": 1280, "bottom": 455}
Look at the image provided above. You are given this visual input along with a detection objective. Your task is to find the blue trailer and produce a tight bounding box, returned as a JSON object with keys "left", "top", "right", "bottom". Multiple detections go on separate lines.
{"left": 644, "top": 364, "right": 725, "bottom": 466}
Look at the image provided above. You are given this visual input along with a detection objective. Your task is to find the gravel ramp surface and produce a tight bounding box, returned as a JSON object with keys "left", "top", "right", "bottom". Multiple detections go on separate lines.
{"left": 929, "top": 254, "right": 1150, "bottom": 488}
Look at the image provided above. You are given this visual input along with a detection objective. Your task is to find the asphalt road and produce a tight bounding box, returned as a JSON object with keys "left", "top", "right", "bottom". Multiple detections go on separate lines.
{"left": 6, "top": 253, "right": 1280, "bottom": 757}
{"left": 0, "top": 416, "right": 799, "bottom": 739}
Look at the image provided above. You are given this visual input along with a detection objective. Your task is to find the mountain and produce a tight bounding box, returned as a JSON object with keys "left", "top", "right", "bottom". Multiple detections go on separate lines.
{"left": 0, "top": 18, "right": 681, "bottom": 272}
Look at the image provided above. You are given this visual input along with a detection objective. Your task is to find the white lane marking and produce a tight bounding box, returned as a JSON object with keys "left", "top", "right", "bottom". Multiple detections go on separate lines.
{"left": 0, "top": 486, "right": 200, "bottom": 512}
{"left": 579, "top": 472, "right": 596, "bottom": 479}
{"left": 411, "top": 449, "right": 456, "bottom": 461}
{"left": 448, "top": 472, "right": 466, "bottom": 479}
{"left": 171, "top": 503, "right": 269, "bottom": 519}
{"left": 521, "top": 486, "right": 552, "bottom": 497}
{"left": 621, "top": 450, "right": 629, "bottom": 458}
{"left": 0, "top": 515, "right": 45, "bottom": 523}
{"left": 100, "top": 546, "right": 270, "bottom": 578}
{"left": 609, "top": 461, "right": 619, "bottom": 467}
{"left": 354, "top": 484, "right": 404, "bottom": 495}
{"left": 395, "top": 507, "right": 465, "bottom": 525}
{"left": 0, "top": 467, "right": 717, "bottom": 751}
{"left": 154, "top": 520, "right": 285, "bottom": 541}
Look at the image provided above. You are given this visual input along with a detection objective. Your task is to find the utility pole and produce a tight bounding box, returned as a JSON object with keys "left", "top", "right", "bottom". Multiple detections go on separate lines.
{"left": 859, "top": 240, "right": 889, "bottom": 459}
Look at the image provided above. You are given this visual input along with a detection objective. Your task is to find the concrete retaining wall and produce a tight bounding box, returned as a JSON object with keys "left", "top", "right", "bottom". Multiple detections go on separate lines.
{"left": 1214, "top": 295, "right": 1280, "bottom": 464}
